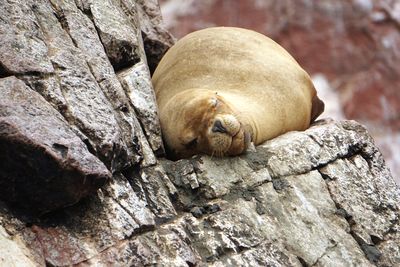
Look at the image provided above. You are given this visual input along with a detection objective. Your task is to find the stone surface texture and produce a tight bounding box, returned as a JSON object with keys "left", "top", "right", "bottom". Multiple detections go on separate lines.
{"left": 0, "top": 0, "right": 399, "bottom": 266}
{"left": 0, "top": 77, "right": 111, "bottom": 214}
{"left": 159, "top": 0, "right": 400, "bottom": 184}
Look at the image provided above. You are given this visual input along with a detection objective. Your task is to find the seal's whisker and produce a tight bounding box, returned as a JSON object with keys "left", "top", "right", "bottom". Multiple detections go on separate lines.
{"left": 233, "top": 109, "right": 244, "bottom": 117}
{"left": 211, "top": 150, "right": 215, "bottom": 160}
{"left": 232, "top": 111, "right": 242, "bottom": 121}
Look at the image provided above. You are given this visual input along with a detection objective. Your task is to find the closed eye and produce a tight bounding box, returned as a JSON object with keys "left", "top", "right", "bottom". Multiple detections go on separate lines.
{"left": 184, "top": 138, "right": 198, "bottom": 148}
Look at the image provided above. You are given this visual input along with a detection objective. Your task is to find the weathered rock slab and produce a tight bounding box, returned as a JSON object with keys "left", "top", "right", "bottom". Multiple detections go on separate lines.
{"left": 118, "top": 61, "right": 164, "bottom": 156}
{"left": 0, "top": 0, "right": 165, "bottom": 172}
{"left": 135, "top": 0, "right": 175, "bottom": 74}
{"left": 88, "top": 0, "right": 141, "bottom": 71}
{"left": 0, "top": 77, "right": 110, "bottom": 214}
{"left": 0, "top": 119, "right": 398, "bottom": 266}
{"left": 28, "top": 0, "right": 130, "bottom": 171}
{"left": 0, "top": 1, "right": 53, "bottom": 75}
{"left": 161, "top": 120, "right": 400, "bottom": 266}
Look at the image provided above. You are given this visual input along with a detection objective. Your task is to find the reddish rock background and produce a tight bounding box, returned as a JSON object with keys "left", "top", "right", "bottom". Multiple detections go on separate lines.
{"left": 159, "top": 0, "right": 400, "bottom": 183}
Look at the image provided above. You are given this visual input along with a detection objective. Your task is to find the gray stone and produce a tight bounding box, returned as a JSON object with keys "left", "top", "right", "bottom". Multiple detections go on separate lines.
{"left": 0, "top": 77, "right": 110, "bottom": 214}
{"left": 77, "top": 216, "right": 201, "bottom": 266}
{"left": 252, "top": 120, "right": 370, "bottom": 178}
{"left": 161, "top": 120, "right": 399, "bottom": 266}
{"left": 0, "top": 1, "right": 67, "bottom": 115}
{"left": 74, "top": 0, "right": 165, "bottom": 158}
{"left": 15, "top": 172, "right": 156, "bottom": 266}
{"left": 3, "top": 0, "right": 163, "bottom": 172}
{"left": 27, "top": 0, "right": 131, "bottom": 171}
{"left": 162, "top": 159, "right": 200, "bottom": 189}
{"left": 50, "top": 0, "right": 158, "bottom": 167}
{"left": 321, "top": 155, "right": 400, "bottom": 266}
{"left": 118, "top": 61, "right": 164, "bottom": 155}
{"left": 127, "top": 165, "right": 177, "bottom": 222}
{"left": 88, "top": 0, "right": 141, "bottom": 70}
{"left": 0, "top": 225, "right": 41, "bottom": 266}
{"left": 0, "top": 1, "right": 53, "bottom": 75}
{"left": 135, "top": 0, "right": 176, "bottom": 74}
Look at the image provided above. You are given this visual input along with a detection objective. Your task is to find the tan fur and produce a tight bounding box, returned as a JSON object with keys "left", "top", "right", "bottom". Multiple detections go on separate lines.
{"left": 152, "top": 27, "right": 324, "bottom": 159}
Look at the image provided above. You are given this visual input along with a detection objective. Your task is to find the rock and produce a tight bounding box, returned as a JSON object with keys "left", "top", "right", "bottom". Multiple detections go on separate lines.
{"left": 0, "top": 225, "right": 41, "bottom": 266}
{"left": 0, "top": 170, "right": 176, "bottom": 266}
{"left": 0, "top": 0, "right": 166, "bottom": 172}
{"left": 27, "top": 172, "right": 157, "bottom": 266}
{"left": 20, "top": 0, "right": 131, "bottom": 171}
{"left": 76, "top": 0, "right": 166, "bottom": 158}
{"left": 0, "top": 1, "right": 53, "bottom": 76}
{"left": 0, "top": 0, "right": 166, "bottom": 212}
{"left": 320, "top": 154, "right": 400, "bottom": 266}
{"left": 85, "top": 0, "right": 141, "bottom": 71}
{"left": 118, "top": 61, "right": 164, "bottom": 156}
{"left": 1, "top": 0, "right": 399, "bottom": 266}
{"left": 0, "top": 77, "right": 110, "bottom": 214}
{"left": 1, "top": 117, "right": 399, "bottom": 266}
{"left": 160, "top": 120, "right": 399, "bottom": 266}
{"left": 135, "top": 0, "right": 176, "bottom": 74}
{"left": 77, "top": 216, "right": 200, "bottom": 266}
{"left": 0, "top": 0, "right": 179, "bottom": 264}
{"left": 127, "top": 165, "right": 177, "bottom": 222}
{"left": 50, "top": 0, "right": 151, "bottom": 167}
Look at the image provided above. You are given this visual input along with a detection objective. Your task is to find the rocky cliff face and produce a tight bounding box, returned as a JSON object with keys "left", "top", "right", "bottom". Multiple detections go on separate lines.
{"left": 0, "top": 0, "right": 399, "bottom": 266}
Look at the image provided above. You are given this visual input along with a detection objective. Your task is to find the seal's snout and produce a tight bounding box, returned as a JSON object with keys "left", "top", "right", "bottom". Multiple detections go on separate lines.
{"left": 212, "top": 120, "right": 227, "bottom": 133}
{"left": 212, "top": 115, "right": 241, "bottom": 137}
{"left": 207, "top": 114, "right": 248, "bottom": 157}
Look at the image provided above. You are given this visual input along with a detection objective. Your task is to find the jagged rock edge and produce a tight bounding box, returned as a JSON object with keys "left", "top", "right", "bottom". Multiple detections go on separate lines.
{"left": 15, "top": 2, "right": 103, "bottom": 165}
{"left": 42, "top": 1, "right": 161, "bottom": 170}
{"left": 167, "top": 122, "right": 392, "bottom": 264}
{"left": 74, "top": 1, "right": 163, "bottom": 158}
{"left": 49, "top": 2, "right": 138, "bottom": 165}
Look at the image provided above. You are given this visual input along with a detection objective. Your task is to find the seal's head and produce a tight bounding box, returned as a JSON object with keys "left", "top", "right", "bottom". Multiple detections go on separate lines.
{"left": 160, "top": 90, "right": 252, "bottom": 159}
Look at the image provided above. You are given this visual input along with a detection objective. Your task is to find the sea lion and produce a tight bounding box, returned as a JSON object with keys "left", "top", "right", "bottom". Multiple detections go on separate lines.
{"left": 152, "top": 27, "right": 324, "bottom": 159}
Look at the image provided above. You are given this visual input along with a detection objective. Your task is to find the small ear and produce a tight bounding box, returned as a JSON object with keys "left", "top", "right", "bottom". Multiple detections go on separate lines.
{"left": 181, "top": 132, "right": 196, "bottom": 145}
{"left": 183, "top": 137, "right": 198, "bottom": 149}
{"left": 310, "top": 94, "right": 325, "bottom": 123}
{"left": 210, "top": 97, "right": 218, "bottom": 107}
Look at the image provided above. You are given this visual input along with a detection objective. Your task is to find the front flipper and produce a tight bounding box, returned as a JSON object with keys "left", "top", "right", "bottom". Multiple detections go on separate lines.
{"left": 311, "top": 94, "right": 325, "bottom": 123}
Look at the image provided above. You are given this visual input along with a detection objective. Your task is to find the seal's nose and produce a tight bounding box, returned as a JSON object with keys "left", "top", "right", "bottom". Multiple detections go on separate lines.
{"left": 212, "top": 119, "right": 227, "bottom": 133}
